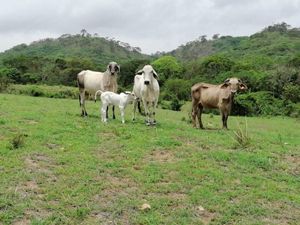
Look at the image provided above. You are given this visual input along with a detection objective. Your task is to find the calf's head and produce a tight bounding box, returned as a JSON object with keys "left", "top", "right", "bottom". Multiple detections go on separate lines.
{"left": 107, "top": 62, "right": 120, "bottom": 76}
{"left": 137, "top": 65, "right": 158, "bottom": 85}
{"left": 124, "top": 91, "right": 136, "bottom": 101}
{"left": 221, "top": 77, "right": 247, "bottom": 94}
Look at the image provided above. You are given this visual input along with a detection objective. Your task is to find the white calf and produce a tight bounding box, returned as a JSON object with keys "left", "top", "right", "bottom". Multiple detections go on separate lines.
{"left": 95, "top": 90, "right": 135, "bottom": 124}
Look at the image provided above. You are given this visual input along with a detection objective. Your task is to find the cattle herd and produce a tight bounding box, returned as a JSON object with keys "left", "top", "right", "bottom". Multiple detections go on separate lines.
{"left": 77, "top": 61, "right": 248, "bottom": 129}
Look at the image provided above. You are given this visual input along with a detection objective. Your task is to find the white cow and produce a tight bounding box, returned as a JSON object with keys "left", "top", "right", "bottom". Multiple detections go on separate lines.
{"left": 133, "top": 65, "right": 160, "bottom": 125}
{"left": 94, "top": 90, "right": 135, "bottom": 124}
{"left": 77, "top": 62, "right": 120, "bottom": 117}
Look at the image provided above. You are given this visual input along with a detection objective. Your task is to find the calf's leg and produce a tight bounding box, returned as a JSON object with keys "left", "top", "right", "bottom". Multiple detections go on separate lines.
{"left": 120, "top": 106, "right": 125, "bottom": 124}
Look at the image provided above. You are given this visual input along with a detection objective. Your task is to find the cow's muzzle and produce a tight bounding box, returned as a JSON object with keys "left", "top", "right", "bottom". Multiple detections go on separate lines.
{"left": 144, "top": 81, "right": 150, "bottom": 85}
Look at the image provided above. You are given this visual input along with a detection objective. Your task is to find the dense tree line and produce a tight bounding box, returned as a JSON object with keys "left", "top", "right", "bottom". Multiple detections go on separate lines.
{"left": 0, "top": 23, "right": 299, "bottom": 117}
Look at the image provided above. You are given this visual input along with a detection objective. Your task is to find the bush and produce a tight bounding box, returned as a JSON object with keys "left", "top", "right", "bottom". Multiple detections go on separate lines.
{"left": 0, "top": 75, "right": 11, "bottom": 92}
{"left": 170, "top": 97, "right": 184, "bottom": 111}
{"left": 6, "top": 84, "right": 78, "bottom": 99}
{"left": 233, "top": 91, "right": 284, "bottom": 116}
{"left": 162, "top": 78, "right": 191, "bottom": 101}
{"left": 283, "top": 84, "right": 300, "bottom": 103}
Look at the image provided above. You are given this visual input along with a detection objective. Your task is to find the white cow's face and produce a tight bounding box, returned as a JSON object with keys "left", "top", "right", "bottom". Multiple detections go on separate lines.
{"left": 137, "top": 65, "right": 158, "bottom": 85}
{"left": 107, "top": 62, "right": 120, "bottom": 76}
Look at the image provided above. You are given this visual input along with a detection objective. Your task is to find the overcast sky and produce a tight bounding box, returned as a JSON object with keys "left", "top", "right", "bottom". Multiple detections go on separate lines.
{"left": 0, "top": 0, "right": 299, "bottom": 54}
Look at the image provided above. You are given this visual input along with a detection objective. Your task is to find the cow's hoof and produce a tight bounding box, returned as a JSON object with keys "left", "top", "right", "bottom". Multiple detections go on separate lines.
{"left": 146, "top": 122, "right": 151, "bottom": 126}
{"left": 151, "top": 121, "right": 157, "bottom": 125}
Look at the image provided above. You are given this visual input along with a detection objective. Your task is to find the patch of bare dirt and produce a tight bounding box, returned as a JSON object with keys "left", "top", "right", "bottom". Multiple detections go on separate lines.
{"left": 175, "top": 136, "right": 195, "bottom": 147}
{"left": 12, "top": 218, "right": 30, "bottom": 225}
{"left": 194, "top": 206, "right": 216, "bottom": 225}
{"left": 44, "top": 143, "right": 60, "bottom": 150}
{"left": 145, "top": 149, "right": 177, "bottom": 163}
{"left": 22, "top": 119, "right": 39, "bottom": 125}
{"left": 91, "top": 174, "right": 138, "bottom": 224}
{"left": 12, "top": 207, "right": 51, "bottom": 225}
{"left": 260, "top": 200, "right": 300, "bottom": 224}
{"left": 284, "top": 154, "right": 300, "bottom": 176}
{"left": 24, "top": 153, "right": 56, "bottom": 175}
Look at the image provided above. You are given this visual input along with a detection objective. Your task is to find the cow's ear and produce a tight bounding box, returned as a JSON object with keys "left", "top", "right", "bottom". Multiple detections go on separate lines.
{"left": 116, "top": 64, "right": 120, "bottom": 72}
{"left": 239, "top": 83, "right": 248, "bottom": 90}
{"left": 221, "top": 78, "right": 230, "bottom": 89}
{"left": 136, "top": 70, "right": 143, "bottom": 75}
{"left": 153, "top": 70, "right": 158, "bottom": 79}
{"left": 220, "top": 83, "right": 229, "bottom": 89}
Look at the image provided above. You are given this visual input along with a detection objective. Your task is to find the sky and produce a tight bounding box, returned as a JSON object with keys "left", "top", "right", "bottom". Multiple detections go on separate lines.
{"left": 0, "top": 0, "right": 300, "bottom": 54}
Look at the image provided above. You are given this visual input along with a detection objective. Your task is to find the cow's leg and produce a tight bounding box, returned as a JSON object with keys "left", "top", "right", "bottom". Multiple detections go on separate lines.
{"left": 222, "top": 111, "right": 229, "bottom": 129}
{"left": 137, "top": 101, "right": 143, "bottom": 115}
{"left": 152, "top": 100, "right": 158, "bottom": 125}
{"left": 148, "top": 101, "right": 154, "bottom": 125}
{"left": 142, "top": 99, "right": 150, "bottom": 125}
{"left": 221, "top": 110, "right": 228, "bottom": 129}
{"left": 132, "top": 99, "right": 137, "bottom": 121}
{"left": 191, "top": 101, "right": 199, "bottom": 128}
{"left": 79, "top": 89, "right": 87, "bottom": 117}
{"left": 198, "top": 105, "right": 204, "bottom": 129}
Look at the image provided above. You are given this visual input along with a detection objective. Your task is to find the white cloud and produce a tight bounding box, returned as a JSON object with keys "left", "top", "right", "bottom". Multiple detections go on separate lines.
{"left": 0, "top": 0, "right": 299, "bottom": 54}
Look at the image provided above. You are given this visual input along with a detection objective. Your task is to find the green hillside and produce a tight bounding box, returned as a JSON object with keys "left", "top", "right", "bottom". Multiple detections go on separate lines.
{"left": 0, "top": 32, "right": 149, "bottom": 67}
{"left": 168, "top": 23, "right": 300, "bottom": 63}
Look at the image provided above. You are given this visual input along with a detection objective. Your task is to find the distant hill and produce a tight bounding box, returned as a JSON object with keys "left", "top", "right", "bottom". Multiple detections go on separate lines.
{"left": 0, "top": 32, "right": 150, "bottom": 68}
{"left": 168, "top": 23, "right": 300, "bottom": 62}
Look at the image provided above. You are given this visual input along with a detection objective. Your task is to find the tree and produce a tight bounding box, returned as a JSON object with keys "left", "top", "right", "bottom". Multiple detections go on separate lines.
{"left": 212, "top": 34, "right": 220, "bottom": 40}
{"left": 199, "top": 35, "right": 207, "bottom": 43}
{"left": 151, "top": 56, "right": 183, "bottom": 84}
{"left": 80, "top": 29, "right": 87, "bottom": 37}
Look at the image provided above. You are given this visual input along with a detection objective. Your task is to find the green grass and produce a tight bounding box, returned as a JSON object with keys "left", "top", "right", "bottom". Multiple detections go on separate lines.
{"left": 0, "top": 94, "right": 299, "bottom": 225}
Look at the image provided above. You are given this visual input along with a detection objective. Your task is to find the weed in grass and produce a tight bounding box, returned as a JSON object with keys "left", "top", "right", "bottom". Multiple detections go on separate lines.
{"left": 9, "top": 132, "right": 27, "bottom": 149}
{"left": 232, "top": 119, "right": 251, "bottom": 149}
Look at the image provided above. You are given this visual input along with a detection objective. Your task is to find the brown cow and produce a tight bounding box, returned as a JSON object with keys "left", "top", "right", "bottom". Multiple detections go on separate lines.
{"left": 191, "top": 78, "right": 247, "bottom": 129}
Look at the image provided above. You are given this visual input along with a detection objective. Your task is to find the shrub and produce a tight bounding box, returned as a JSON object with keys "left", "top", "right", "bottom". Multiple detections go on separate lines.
{"left": 6, "top": 84, "right": 78, "bottom": 99}
{"left": 170, "top": 97, "right": 184, "bottom": 111}
{"left": 162, "top": 78, "right": 191, "bottom": 101}
{"left": 0, "top": 75, "right": 11, "bottom": 92}
{"left": 233, "top": 91, "right": 284, "bottom": 116}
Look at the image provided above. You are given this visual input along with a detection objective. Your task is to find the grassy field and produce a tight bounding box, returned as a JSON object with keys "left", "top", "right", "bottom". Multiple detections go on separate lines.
{"left": 0, "top": 94, "right": 299, "bottom": 225}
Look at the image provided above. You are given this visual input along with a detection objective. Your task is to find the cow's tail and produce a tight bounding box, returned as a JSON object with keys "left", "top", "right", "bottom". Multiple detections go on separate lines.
{"left": 94, "top": 90, "right": 103, "bottom": 102}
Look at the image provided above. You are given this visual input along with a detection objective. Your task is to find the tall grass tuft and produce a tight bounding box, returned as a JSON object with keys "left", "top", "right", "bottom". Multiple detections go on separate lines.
{"left": 9, "top": 133, "right": 26, "bottom": 149}
{"left": 232, "top": 119, "right": 251, "bottom": 149}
